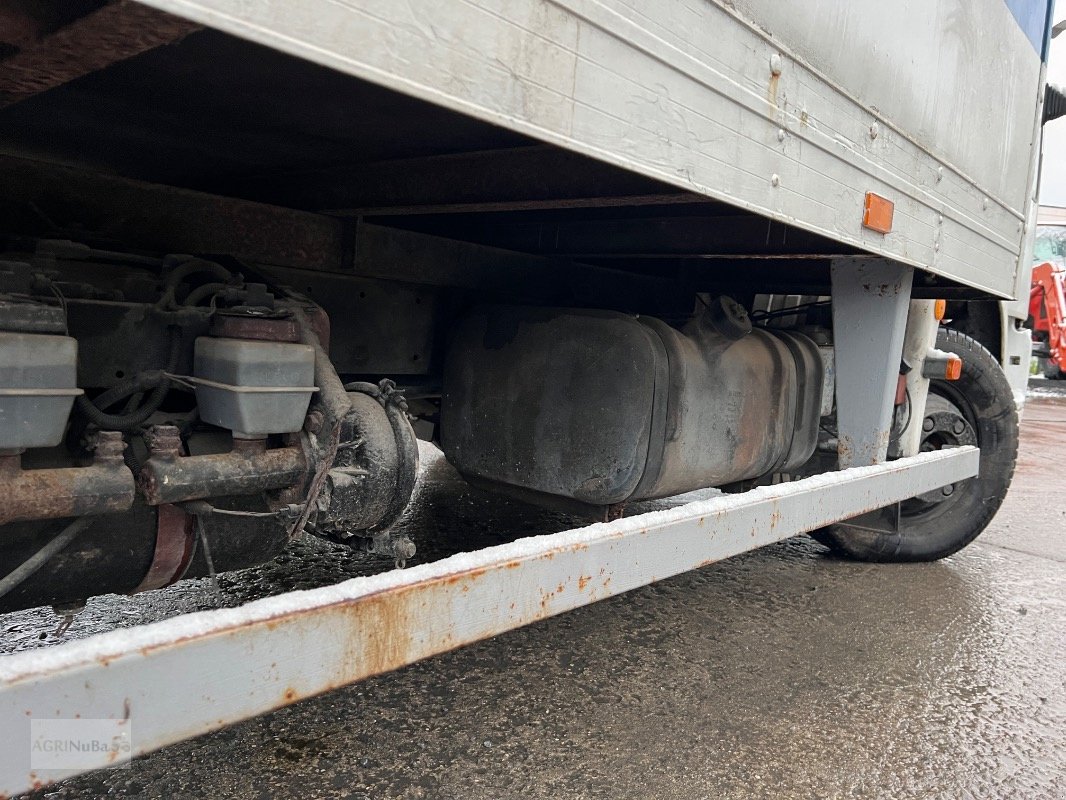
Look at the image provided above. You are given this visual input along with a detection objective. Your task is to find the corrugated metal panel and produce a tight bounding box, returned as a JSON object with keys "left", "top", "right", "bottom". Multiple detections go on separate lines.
{"left": 133, "top": 0, "right": 1041, "bottom": 297}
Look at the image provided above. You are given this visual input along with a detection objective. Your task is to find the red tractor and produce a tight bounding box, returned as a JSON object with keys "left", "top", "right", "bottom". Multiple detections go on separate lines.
{"left": 1030, "top": 261, "right": 1066, "bottom": 378}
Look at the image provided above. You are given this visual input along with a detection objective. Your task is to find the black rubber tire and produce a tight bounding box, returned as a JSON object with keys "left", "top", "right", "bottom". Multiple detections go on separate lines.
{"left": 818, "top": 328, "right": 1018, "bottom": 562}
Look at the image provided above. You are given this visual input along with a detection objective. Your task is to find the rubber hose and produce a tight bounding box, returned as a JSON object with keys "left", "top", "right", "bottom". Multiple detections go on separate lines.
{"left": 164, "top": 257, "right": 233, "bottom": 290}
{"left": 0, "top": 517, "right": 94, "bottom": 601}
{"left": 183, "top": 282, "right": 229, "bottom": 307}
{"left": 88, "top": 371, "right": 167, "bottom": 413}
{"left": 76, "top": 331, "right": 182, "bottom": 431}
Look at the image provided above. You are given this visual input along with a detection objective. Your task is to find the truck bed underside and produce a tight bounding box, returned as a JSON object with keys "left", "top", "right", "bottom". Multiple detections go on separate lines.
{"left": 0, "top": 1, "right": 1029, "bottom": 300}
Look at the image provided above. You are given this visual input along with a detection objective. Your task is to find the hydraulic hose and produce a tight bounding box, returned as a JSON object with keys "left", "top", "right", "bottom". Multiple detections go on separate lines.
{"left": 76, "top": 331, "right": 182, "bottom": 431}
{"left": 0, "top": 517, "right": 94, "bottom": 601}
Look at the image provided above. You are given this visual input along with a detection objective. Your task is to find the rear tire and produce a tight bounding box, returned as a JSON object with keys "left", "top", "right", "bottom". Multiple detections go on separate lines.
{"left": 817, "top": 328, "right": 1018, "bottom": 562}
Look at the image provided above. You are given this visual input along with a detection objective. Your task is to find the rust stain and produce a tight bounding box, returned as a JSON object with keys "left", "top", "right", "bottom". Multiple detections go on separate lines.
{"left": 283, "top": 688, "right": 296, "bottom": 702}
{"left": 336, "top": 589, "right": 423, "bottom": 688}
{"left": 578, "top": 575, "right": 591, "bottom": 591}
{"left": 768, "top": 73, "right": 779, "bottom": 108}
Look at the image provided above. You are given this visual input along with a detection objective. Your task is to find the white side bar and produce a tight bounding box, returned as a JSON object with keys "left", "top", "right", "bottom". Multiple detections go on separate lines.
{"left": 0, "top": 447, "right": 977, "bottom": 796}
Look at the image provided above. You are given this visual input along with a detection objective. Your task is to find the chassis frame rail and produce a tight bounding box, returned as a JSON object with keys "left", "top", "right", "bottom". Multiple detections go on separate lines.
{"left": 0, "top": 447, "right": 977, "bottom": 796}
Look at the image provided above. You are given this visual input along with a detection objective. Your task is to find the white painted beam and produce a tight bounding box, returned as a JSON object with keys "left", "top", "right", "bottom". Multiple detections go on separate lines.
{"left": 0, "top": 447, "right": 976, "bottom": 796}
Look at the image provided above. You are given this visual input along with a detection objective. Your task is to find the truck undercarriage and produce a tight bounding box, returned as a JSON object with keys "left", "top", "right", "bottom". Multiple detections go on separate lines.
{"left": 0, "top": 0, "right": 1046, "bottom": 791}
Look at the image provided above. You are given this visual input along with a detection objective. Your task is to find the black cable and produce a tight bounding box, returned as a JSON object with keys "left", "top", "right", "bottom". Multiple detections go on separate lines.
{"left": 750, "top": 300, "right": 830, "bottom": 322}
{"left": 183, "top": 282, "right": 229, "bottom": 307}
{"left": 75, "top": 331, "right": 182, "bottom": 431}
{"left": 0, "top": 517, "right": 94, "bottom": 600}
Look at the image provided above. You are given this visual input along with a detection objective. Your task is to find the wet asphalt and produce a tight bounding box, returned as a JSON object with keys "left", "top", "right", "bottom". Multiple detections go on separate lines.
{"left": 5, "top": 385, "right": 1066, "bottom": 799}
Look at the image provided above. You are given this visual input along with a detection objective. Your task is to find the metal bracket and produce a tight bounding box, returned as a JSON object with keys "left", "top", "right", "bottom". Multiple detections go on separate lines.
{"left": 831, "top": 258, "right": 914, "bottom": 468}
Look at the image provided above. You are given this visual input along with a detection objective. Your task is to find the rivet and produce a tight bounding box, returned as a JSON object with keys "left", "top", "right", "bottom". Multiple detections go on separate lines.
{"left": 770, "top": 53, "right": 783, "bottom": 76}
{"left": 923, "top": 418, "right": 935, "bottom": 432}
{"left": 869, "top": 123, "right": 879, "bottom": 140}
{"left": 770, "top": 174, "right": 780, "bottom": 187}
{"left": 936, "top": 166, "right": 944, "bottom": 182}
{"left": 777, "top": 128, "right": 787, "bottom": 142}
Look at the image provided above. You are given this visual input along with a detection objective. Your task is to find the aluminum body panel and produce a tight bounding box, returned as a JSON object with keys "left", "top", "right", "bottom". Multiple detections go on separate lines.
{"left": 134, "top": 0, "right": 1044, "bottom": 297}
{"left": 0, "top": 447, "right": 977, "bottom": 796}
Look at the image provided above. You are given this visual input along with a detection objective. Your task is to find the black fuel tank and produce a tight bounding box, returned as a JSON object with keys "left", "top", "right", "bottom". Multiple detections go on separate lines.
{"left": 441, "top": 305, "right": 822, "bottom": 508}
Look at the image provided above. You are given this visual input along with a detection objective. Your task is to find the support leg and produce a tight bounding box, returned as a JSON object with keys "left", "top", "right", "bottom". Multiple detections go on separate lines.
{"left": 899, "top": 300, "right": 941, "bottom": 457}
{"left": 831, "top": 258, "right": 914, "bottom": 468}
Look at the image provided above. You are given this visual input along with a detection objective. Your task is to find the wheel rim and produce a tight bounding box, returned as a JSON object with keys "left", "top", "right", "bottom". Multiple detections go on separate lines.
{"left": 902, "top": 389, "right": 978, "bottom": 514}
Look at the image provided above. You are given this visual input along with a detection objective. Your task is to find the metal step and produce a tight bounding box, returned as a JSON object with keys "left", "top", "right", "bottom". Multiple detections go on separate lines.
{"left": 0, "top": 446, "right": 977, "bottom": 796}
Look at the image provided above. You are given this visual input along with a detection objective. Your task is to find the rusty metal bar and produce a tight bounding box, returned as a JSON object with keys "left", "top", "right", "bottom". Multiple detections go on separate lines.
{"left": 137, "top": 429, "right": 307, "bottom": 506}
{"left": 0, "top": 447, "right": 976, "bottom": 795}
{"left": 0, "top": 433, "right": 134, "bottom": 525}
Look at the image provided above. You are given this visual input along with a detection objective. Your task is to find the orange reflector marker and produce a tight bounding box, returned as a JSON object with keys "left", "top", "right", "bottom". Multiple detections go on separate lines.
{"left": 945, "top": 356, "right": 963, "bottom": 381}
{"left": 933, "top": 299, "right": 946, "bottom": 321}
{"left": 862, "top": 192, "right": 894, "bottom": 234}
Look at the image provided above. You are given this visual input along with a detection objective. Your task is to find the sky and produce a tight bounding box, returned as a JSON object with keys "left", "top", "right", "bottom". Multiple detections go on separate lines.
{"left": 1040, "top": 14, "right": 1066, "bottom": 205}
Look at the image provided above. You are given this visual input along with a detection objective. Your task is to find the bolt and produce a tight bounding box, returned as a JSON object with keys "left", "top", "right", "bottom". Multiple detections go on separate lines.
{"left": 941, "top": 484, "right": 955, "bottom": 497}
{"left": 923, "top": 418, "right": 935, "bottom": 432}
{"left": 304, "top": 409, "right": 324, "bottom": 435}
{"left": 146, "top": 425, "right": 182, "bottom": 459}
{"left": 952, "top": 420, "right": 965, "bottom": 435}
{"left": 394, "top": 536, "right": 417, "bottom": 561}
{"left": 92, "top": 430, "right": 127, "bottom": 463}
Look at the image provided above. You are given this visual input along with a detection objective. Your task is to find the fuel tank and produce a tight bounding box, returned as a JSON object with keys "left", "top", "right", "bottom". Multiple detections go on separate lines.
{"left": 441, "top": 303, "right": 823, "bottom": 510}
